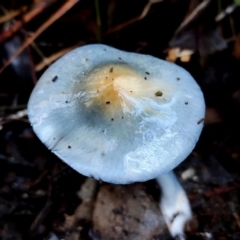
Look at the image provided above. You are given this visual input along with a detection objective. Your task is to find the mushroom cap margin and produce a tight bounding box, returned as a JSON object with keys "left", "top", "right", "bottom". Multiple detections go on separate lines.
{"left": 28, "top": 44, "right": 205, "bottom": 184}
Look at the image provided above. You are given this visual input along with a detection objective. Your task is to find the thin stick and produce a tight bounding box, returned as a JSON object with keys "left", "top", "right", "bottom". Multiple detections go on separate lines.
{"left": 94, "top": 0, "right": 102, "bottom": 42}
{"left": 35, "top": 0, "right": 163, "bottom": 71}
{"left": 35, "top": 43, "right": 81, "bottom": 71}
{"left": 173, "top": 0, "right": 211, "bottom": 36}
{"left": 0, "top": 0, "right": 79, "bottom": 74}
{"left": 0, "top": 6, "right": 27, "bottom": 24}
{"left": 105, "top": 0, "right": 163, "bottom": 35}
{"left": 0, "top": 1, "right": 54, "bottom": 44}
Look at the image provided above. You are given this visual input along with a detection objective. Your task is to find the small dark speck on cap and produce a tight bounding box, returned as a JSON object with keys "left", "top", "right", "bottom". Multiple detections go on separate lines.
{"left": 119, "top": 57, "right": 122, "bottom": 61}
{"left": 68, "top": 145, "right": 71, "bottom": 149}
{"left": 177, "top": 77, "right": 180, "bottom": 80}
{"left": 104, "top": 49, "right": 107, "bottom": 51}
{"left": 197, "top": 118, "right": 205, "bottom": 124}
{"left": 111, "top": 118, "right": 114, "bottom": 121}
{"left": 110, "top": 67, "right": 113, "bottom": 73}
{"left": 106, "top": 101, "right": 111, "bottom": 104}
{"left": 155, "top": 91, "right": 163, "bottom": 97}
{"left": 86, "top": 58, "right": 88, "bottom": 61}
{"left": 52, "top": 76, "right": 58, "bottom": 82}
{"left": 144, "top": 77, "right": 147, "bottom": 80}
{"left": 65, "top": 101, "right": 68, "bottom": 103}
{"left": 145, "top": 72, "right": 150, "bottom": 75}
{"left": 185, "top": 102, "right": 188, "bottom": 105}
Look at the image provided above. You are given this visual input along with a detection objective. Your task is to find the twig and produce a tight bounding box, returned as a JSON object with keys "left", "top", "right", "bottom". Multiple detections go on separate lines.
{"left": 0, "top": 104, "right": 26, "bottom": 111}
{"left": 31, "top": 41, "right": 47, "bottom": 62}
{"left": 173, "top": 0, "right": 211, "bottom": 36}
{"left": 0, "top": 1, "right": 54, "bottom": 44}
{"left": 203, "top": 184, "right": 240, "bottom": 198}
{"left": 232, "top": 212, "right": 240, "bottom": 229}
{"left": 35, "top": 43, "right": 82, "bottom": 71}
{"left": 215, "top": 3, "right": 238, "bottom": 22}
{"left": 27, "top": 170, "right": 49, "bottom": 189}
{"left": 0, "top": 109, "right": 28, "bottom": 126}
{"left": 94, "top": 0, "right": 102, "bottom": 42}
{"left": 105, "top": 0, "right": 163, "bottom": 35}
{"left": 35, "top": 0, "right": 163, "bottom": 71}
{"left": 29, "top": 200, "right": 52, "bottom": 234}
{"left": 0, "top": 6, "right": 27, "bottom": 24}
{"left": 228, "top": 13, "right": 237, "bottom": 40}
{"left": 5, "top": 109, "right": 28, "bottom": 120}
{"left": 0, "top": 0, "right": 79, "bottom": 74}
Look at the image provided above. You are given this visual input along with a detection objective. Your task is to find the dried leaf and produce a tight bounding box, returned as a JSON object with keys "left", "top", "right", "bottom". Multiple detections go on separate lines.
{"left": 92, "top": 183, "right": 168, "bottom": 240}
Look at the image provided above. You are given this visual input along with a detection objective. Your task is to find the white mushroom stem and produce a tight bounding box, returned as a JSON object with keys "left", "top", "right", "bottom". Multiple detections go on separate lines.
{"left": 156, "top": 171, "right": 192, "bottom": 240}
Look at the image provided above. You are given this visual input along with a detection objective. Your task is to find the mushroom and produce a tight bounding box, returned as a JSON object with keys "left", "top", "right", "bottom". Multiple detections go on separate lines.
{"left": 28, "top": 44, "right": 205, "bottom": 239}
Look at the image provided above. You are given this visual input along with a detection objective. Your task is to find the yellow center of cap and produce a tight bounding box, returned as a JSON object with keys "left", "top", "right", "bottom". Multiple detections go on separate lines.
{"left": 83, "top": 64, "right": 174, "bottom": 120}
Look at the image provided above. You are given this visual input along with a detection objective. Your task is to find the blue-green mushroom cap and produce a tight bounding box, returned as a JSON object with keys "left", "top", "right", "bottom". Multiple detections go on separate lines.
{"left": 28, "top": 44, "right": 205, "bottom": 184}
